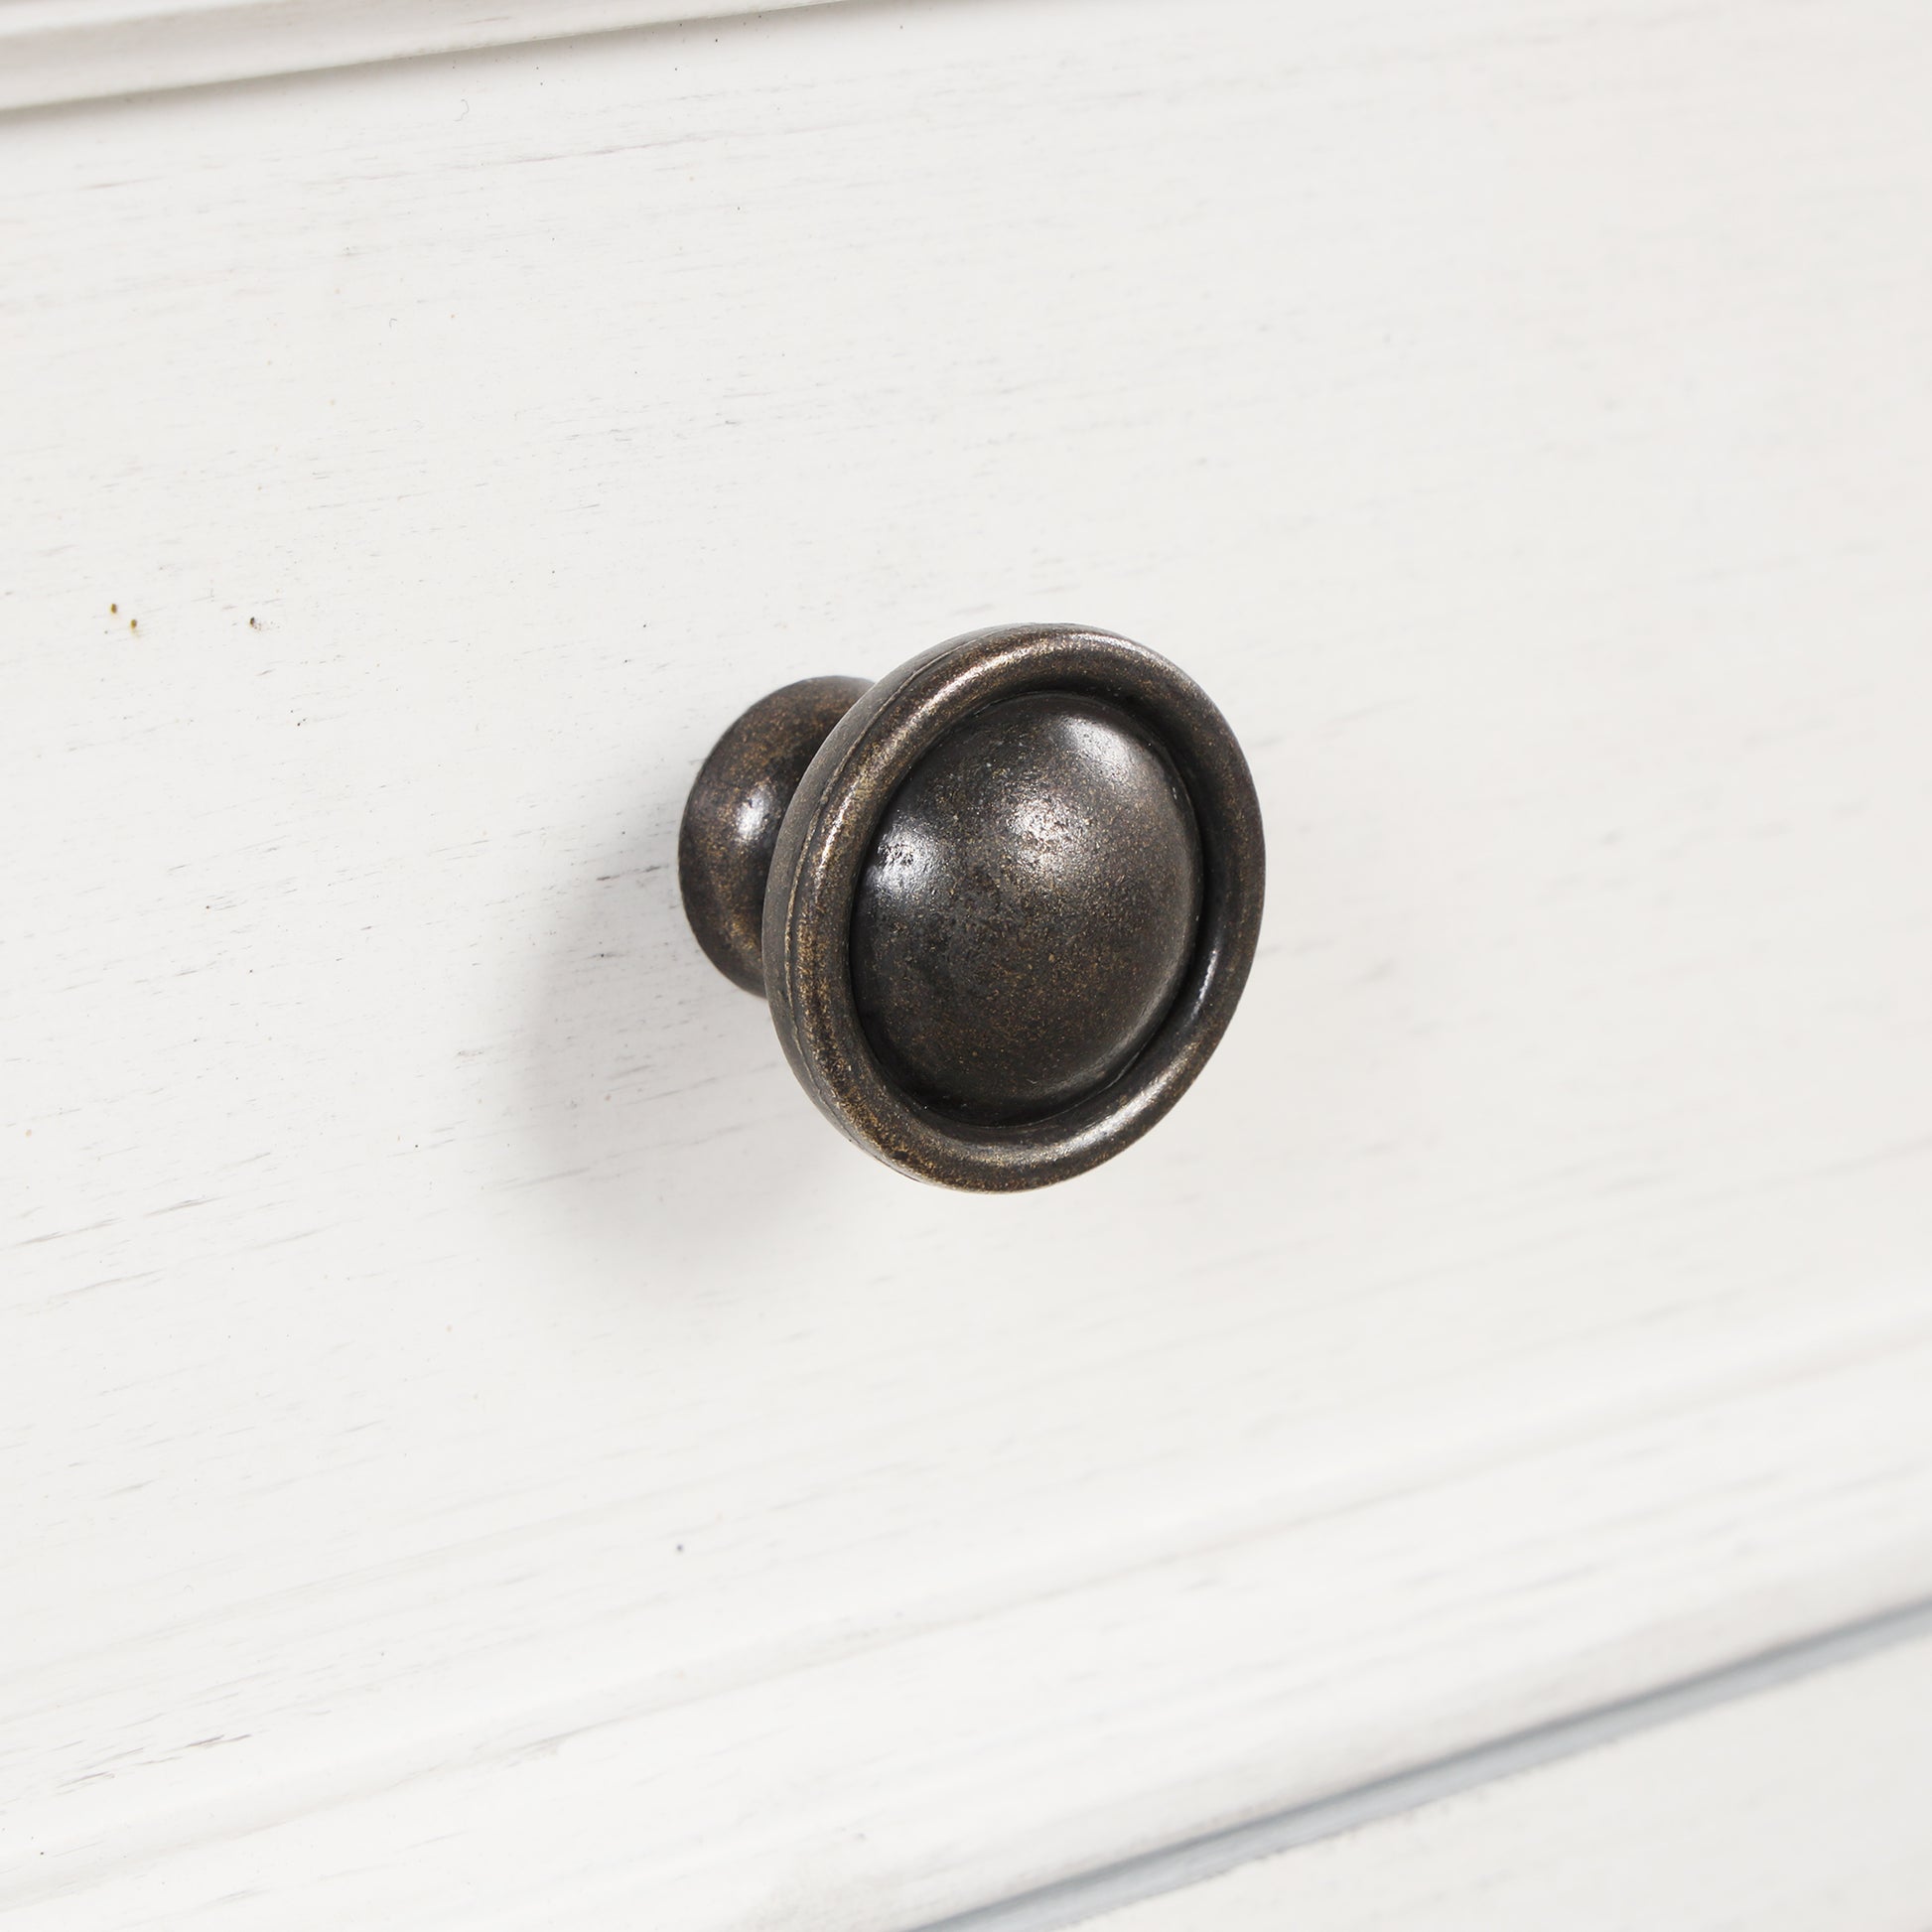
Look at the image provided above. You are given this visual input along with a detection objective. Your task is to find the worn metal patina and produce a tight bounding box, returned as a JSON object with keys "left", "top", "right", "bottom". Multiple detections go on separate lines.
{"left": 677, "top": 624, "right": 1264, "bottom": 1190}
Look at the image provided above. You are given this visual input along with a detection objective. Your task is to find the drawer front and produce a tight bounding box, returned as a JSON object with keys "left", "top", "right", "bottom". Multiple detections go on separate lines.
{"left": 5, "top": 1, "right": 1931, "bottom": 1925}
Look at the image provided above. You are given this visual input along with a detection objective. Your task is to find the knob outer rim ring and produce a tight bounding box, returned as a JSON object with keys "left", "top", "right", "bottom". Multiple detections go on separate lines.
{"left": 762, "top": 623, "right": 1265, "bottom": 1191}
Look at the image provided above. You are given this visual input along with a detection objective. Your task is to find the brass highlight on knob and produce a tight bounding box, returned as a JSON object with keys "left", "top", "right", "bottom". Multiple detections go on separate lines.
{"left": 678, "top": 624, "right": 1264, "bottom": 1191}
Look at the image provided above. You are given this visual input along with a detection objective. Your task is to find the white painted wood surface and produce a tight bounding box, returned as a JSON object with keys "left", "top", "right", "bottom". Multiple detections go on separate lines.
{"left": 1083, "top": 1628, "right": 1932, "bottom": 1932}
{"left": 4, "top": 0, "right": 1931, "bottom": 1925}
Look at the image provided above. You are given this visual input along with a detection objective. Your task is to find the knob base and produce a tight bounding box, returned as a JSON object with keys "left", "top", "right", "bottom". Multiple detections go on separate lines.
{"left": 678, "top": 675, "right": 869, "bottom": 995}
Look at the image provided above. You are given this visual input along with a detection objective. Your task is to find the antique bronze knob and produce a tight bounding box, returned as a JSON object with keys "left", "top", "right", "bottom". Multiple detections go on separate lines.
{"left": 678, "top": 623, "right": 1264, "bottom": 1190}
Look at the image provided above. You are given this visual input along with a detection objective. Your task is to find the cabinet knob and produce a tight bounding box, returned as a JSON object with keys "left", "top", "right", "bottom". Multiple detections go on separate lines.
{"left": 679, "top": 623, "right": 1264, "bottom": 1190}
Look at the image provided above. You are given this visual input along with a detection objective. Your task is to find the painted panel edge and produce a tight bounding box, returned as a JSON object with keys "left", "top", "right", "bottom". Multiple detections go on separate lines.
{"left": 1056, "top": 1617, "right": 1932, "bottom": 1932}
{"left": 0, "top": 0, "right": 840, "bottom": 114}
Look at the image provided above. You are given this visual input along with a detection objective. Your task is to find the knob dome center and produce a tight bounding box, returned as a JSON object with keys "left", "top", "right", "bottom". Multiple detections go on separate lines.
{"left": 851, "top": 693, "right": 1201, "bottom": 1124}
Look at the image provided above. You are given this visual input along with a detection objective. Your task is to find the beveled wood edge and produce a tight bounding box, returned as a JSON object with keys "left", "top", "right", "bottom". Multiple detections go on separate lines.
{"left": 957, "top": 1599, "right": 1932, "bottom": 1932}
{"left": 0, "top": 0, "right": 840, "bottom": 116}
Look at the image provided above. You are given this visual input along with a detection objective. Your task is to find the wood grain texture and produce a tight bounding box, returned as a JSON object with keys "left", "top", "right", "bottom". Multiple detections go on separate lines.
{"left": 3, "top": 0, "right": 1931, "bottom": 1925}
{"left": 1080, "top": 1629, "right": 1932, "bottom": 1932}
